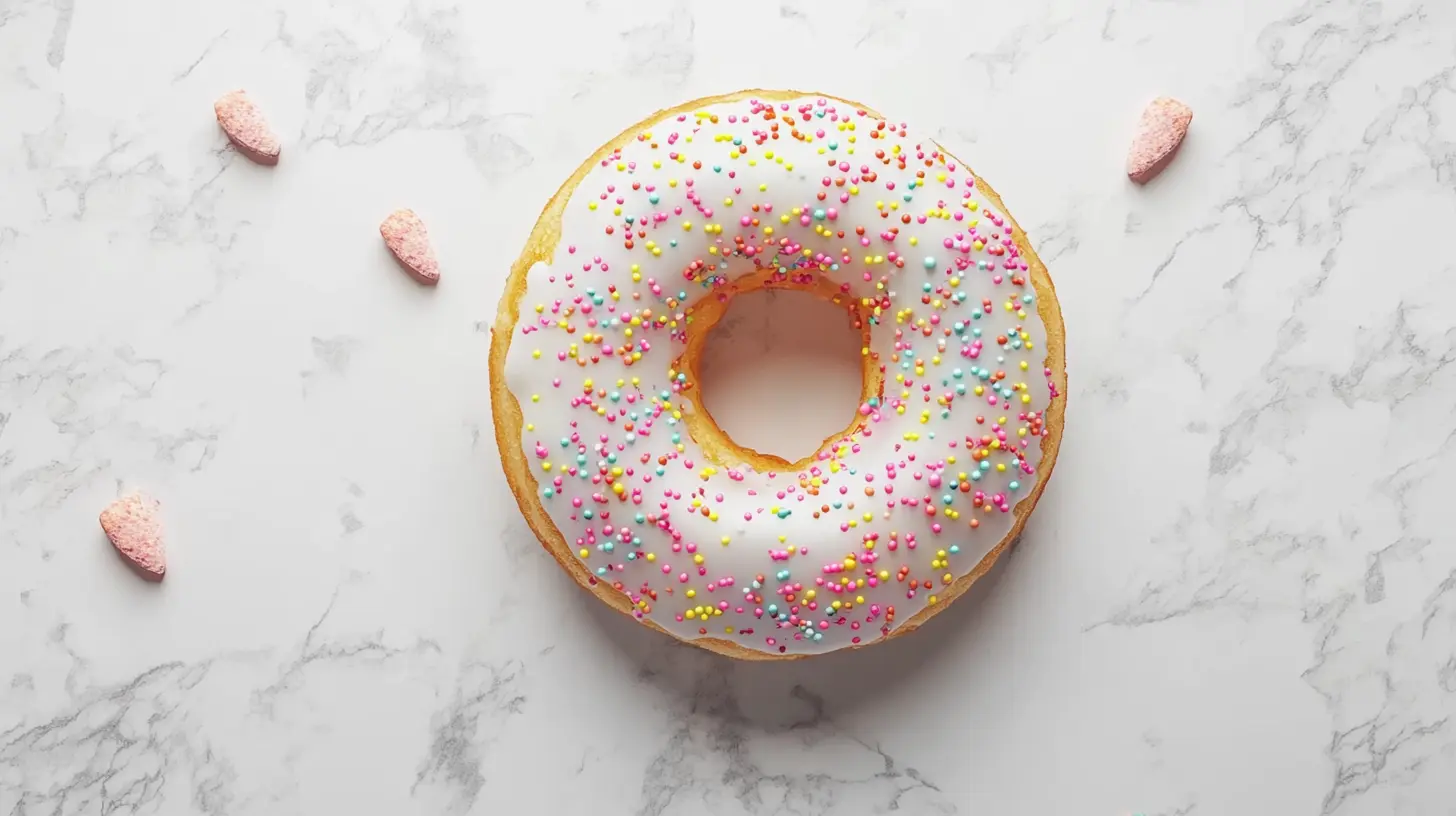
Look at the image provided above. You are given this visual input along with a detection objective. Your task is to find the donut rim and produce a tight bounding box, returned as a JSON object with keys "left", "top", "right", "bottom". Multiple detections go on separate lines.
{"left": 489, "top": 89, "right": 1068, "bottom": 661}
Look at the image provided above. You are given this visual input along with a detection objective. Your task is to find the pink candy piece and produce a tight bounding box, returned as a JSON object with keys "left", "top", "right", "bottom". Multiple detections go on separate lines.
{"left": 1126, "top": 97, "right": 1192, "bottom": 184}
{"left": 214, "top": 90, "right": 281, "bottom": 166}
{"left": 380, "top": 208, "right": 440, "bottom": 285}
{"left": 99, "top": 493, "right": 166, "bottom": 581}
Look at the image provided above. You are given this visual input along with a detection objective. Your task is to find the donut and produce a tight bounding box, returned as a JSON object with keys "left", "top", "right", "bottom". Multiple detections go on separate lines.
{"left": 490, "top": 90, "right": 1066, "bottom": 659}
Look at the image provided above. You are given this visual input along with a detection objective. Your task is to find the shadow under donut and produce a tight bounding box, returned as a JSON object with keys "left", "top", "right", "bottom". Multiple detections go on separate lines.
{"left": 566, "top": 525, "right": 1036, "bottom": 733}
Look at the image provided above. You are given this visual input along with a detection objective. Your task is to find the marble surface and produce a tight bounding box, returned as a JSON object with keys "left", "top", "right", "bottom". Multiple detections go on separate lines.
{"left": 3, "top": 0, "right": 1456, "bottom": 812}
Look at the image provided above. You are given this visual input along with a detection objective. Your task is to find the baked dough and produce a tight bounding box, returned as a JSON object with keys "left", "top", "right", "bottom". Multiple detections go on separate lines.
{"left": 490, "top": 90, "right": 1066, "bottom": 659}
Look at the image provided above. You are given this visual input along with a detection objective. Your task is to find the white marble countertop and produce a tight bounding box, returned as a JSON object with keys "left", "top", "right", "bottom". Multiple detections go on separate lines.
{"left": 3, "top": 0, "right": 1456, "bottom": 813}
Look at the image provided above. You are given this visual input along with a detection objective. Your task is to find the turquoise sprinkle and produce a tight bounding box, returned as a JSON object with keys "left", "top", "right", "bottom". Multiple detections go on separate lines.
{"left": 609, "top": 392, "right": 621, "bottom": 402}
{"left": 813, "top": 208, "right": 826, "bottom": 220}
{"left": 626, "top": 552, "right": 636, "bottom": 560}
{"left": 971, "top": 471, "right": 983, "bottom": 481}
{"left": 767, "top": 603, "right": 778, "bottom": 614}
{"left": 625, "top": 216, "right": 634, "bottom": 224}
{"left": 583, "top": 509, "right": 594, "bottom": 519}
{"left": 713, "top": 165, "right": 721, "bottom": 173}
{"left": 942, "top": 495, "right": 954, "bottom": 505}
{"left": 813, "top": 632, "right": 824, "bottom": 642}
{"left": 560, "top": 438, "right": 570, "bottom": 447}
{"left": 776, "top": 570, "right": 791, "bottom": 582}
{"left": 923, "top": 256, "right": 937, "bottom": 269}
{"left": 949, "top": 545, "right": 960, "bottom": 555}
{"left": 732, "top": 138, "right": 742, "bottom": 145}
{"left": 828, "top": 140, "right": 838, "bottom": 150}
{"left": 1022, "top": 294, "right": 1035, "bottom": 304}
{"left": 603, "top": 542, "right": 614, "bottom": 553}
{"left": 655, "top": 467, "right": 665, "bottom": 476}
{"left": 606, "top": 452, "right": 617, "bottom": 463}
{"left": 777, "top": 509, "right": 792, "bottom": 519}
{"left": 1009, "top": 481, "right": 1021, "bottom": 490}
{"left": 648, "top": 193, "right": 660, "bottom": 205}
{"left": 635, "top": 513, "right": 646, "bottom": 523}
{"left": 979, "top": 461, "right": 990, "bottom": 471}
{"left": 542, "top": 487, "right": 554, "bottom": 498}
{"left": 596, "top": 567, "right": 607, "bottom": 576}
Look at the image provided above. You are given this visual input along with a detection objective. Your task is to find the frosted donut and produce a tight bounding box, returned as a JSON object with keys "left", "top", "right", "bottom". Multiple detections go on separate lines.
{"left": 490, "top": 90, "right": 1066, "bottom": 659}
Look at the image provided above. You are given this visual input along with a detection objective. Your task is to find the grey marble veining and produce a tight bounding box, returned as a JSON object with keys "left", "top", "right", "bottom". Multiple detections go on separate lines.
{"left": 3, "top": 0, "right": 1456, "bottom": 813}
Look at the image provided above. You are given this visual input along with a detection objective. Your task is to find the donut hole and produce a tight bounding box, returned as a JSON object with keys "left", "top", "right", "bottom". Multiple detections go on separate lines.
{"left": 697, "top": 288, "right": 864, "bottom": 464}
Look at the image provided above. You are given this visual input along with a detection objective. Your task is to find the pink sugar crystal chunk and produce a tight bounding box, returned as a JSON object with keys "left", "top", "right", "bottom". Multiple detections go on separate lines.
{"left": 380, "top": 209, "right": 440, "bottom": 285}
{"left": 214, "top": 90, "right": 281, "bottom": 166}
{"left": 1127, "top": 97, "right": 1192, "bottom": 184}
{"left": 99, "top": 493, "right": 166, "bottom": 581}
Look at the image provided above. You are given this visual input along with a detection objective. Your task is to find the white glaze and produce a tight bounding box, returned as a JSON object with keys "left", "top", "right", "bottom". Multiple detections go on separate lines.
{"left": 503, "top": 95, "right": 1058, "bottom": 655}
